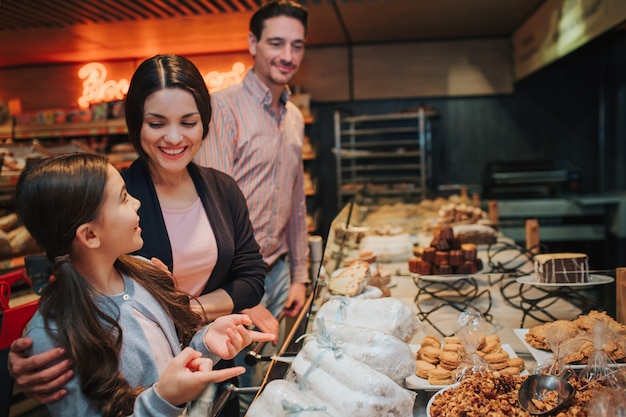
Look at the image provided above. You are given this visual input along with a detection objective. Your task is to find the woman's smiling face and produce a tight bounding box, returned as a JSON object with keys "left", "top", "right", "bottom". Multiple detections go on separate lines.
{"left": 140, "top": 87, "right": 204, "bottom": 174}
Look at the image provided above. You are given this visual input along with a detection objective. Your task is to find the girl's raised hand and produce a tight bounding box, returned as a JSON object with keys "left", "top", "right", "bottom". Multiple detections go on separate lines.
{"left": 205, "top": 314, "right": 275, "bottom": 359}
{"left": 154, "top": 347, "right": 245, "bottom": 406}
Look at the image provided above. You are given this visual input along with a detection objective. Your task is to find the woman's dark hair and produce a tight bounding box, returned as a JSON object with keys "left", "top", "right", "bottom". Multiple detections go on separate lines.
{"left": 250, "top": 0, "right": 308, "bottom": 40}
{"left": 125, "top": 54, "right": 211, "bottom": 160}
{"left": 15, "top": 153, "right": 204, "bottom": 417}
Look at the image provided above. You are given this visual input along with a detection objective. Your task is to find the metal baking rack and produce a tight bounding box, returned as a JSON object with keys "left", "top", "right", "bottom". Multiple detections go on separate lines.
{"left": 499, "top": 270, "right": 615, "bottom": 328}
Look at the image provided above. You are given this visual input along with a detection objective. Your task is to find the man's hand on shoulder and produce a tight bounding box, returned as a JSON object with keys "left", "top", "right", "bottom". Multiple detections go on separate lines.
{"left": 8, "top": 337, "right": 73, "bottom": 404}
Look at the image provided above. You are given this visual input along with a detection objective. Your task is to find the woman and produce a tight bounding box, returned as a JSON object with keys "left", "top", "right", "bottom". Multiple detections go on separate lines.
{"left": 122, "top": 54, "right": 265, "bottom": 319}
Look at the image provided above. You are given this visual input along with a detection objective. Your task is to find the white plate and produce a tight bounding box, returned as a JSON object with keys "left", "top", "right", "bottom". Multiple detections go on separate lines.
{"left": 412, "top": 273, "right": 475, "bottom": 282}
{"left": 412, "top": 265, "right": 487, "bottom": 283}
{"left": 406, "top": 343, "right": 522, "bottom": 391}
{"left": 426, "top": 383, "right": 458, "bottom": 416}
{"left": 513, "top": 328, "right": 626, "bottom": 370}
{"left": 516, "top": 274, "right": 614, "bottom": 288}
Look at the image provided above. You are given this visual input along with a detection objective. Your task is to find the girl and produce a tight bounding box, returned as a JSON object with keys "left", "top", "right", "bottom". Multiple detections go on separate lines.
{"left": 15, "top": 152, "right": 273, "bottom": 417}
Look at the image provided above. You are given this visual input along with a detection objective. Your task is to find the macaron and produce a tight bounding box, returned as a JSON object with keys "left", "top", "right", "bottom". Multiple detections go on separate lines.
{"left": 427, "top": 367, "right": 453, "bottom": 386}
{"left": 443, "top": 336, "right": 461, "bottom": 345}
{"left": 442, "top": 343, "right": 463, "bottom": 353}
{"left": 421, "top": 335, "right": 441, "bottom": 349}
{"left": 418, "top": 346, "right": 441, "bottom": 364}
{"left": 439, "top": 350, "right": 461, "bottom": 371}
{"left": 415, "top": 359, "right": 436, "bottom": 379}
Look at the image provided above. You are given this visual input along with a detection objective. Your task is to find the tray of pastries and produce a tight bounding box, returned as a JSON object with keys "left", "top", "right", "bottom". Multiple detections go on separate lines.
{"left": 407, "top": 333, "right": 526, "bottom": 391}
{"left": 515, "top": 310, "right": 626, "bottom": 368}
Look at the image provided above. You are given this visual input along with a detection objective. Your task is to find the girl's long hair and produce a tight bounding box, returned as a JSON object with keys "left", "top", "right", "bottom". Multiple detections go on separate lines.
{"left": 15, "top": 153, "right": 204, "bottom": 417}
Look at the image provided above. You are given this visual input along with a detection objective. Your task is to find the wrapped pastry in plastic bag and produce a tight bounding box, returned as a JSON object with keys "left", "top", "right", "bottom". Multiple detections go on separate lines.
{"left": 287, "top": 323, "right": 416, "bottom": 417}
{"left": 247, "top": 379, "right": 333, "bottom": 417}
{"left": 534, "top": 324, "right": 582, "bottom": 377}
{"left": 304, "top": 316, "right": 416, "bottom": 383}
{"left": 588, "top": 387, "right": 626, "bottom": 417}
{"left": 314, "top": 296, "right": 421, "bottom": 342}
{"left": 454, "top": 311, "right": 489, "bottom": 380}
{"left": 579, "top": 320, "right": 625, "bottom": 386}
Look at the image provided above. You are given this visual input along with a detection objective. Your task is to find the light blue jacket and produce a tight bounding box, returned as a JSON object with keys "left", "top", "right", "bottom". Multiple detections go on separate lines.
{"left": 26, "top": 274, "right": 218, "bottom": 417}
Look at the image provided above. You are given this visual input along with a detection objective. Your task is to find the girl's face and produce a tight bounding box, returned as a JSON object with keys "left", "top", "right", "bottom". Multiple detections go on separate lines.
{"left": 93, "top": 165, "right": 143, "bottom": 256}
{"left": 140, "top": 88, "right": 204, "bottom": 174}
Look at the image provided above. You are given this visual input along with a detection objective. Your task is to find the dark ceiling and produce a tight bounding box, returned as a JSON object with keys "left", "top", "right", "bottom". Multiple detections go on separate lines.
{"left": 0, "top": 0, "right": 545, "bottom": 68}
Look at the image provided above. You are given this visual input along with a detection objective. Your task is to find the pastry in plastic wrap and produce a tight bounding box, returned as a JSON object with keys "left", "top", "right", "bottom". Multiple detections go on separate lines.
{"left": 247, "top": 379, "right": 332, "bottom": 417}
{"left": 314, "top": 297, "right": 421, "bottom": 342}
{"left": 317, "top": 320, "right": 416, "bottom": 383}
{"left": 288, "top": 339, "right": 416, "bottom": 417}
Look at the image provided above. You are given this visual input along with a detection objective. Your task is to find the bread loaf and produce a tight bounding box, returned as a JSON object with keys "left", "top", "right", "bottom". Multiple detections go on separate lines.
{"left": 328, "top": 260, "right": 370, "bottom": 296}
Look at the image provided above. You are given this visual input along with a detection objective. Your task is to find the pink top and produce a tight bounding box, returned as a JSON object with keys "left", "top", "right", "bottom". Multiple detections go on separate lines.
{"left": 162, "top": 198, "right": 217, "bottom": 296}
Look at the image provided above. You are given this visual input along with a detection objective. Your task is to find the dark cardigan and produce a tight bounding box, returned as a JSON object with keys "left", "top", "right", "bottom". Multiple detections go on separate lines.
{"left": 121, "top": 158, "right": 265, "bottom": 312}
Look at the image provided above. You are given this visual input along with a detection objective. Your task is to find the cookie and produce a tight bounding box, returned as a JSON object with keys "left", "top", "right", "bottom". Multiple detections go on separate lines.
{"left": 483, "top": 351, "right": 508, "bottom": 364}
{"left": 484, "top": 351, "right": 509, "bottom": 370}
{"left": 421, "top": 335, "right": 441, "bottom": 349}
{"left": 500, "top": 366, "right": 522, "bottom": 376}
{"left": 439, "top": 351, "right": 461, "bottom": 371}
{"left": 418, "top": 346, "right": 441, "bottom": 364}
{"left": 415, "top": 359, "right": 436, "bottom": 379}
{"left": 480, "top": 338, "right": 501, "bottom": 354}
{"left": 507, "top": 357, "right": 525, "bottom": 370}
{"left": 444, "top": 336, "right": 461, "bottom": 344}
{"left": 427, "top": 367, "right": 453, "bottom": 386}
{"left": 442, "top": 343, "right": 462, "bottom": 352}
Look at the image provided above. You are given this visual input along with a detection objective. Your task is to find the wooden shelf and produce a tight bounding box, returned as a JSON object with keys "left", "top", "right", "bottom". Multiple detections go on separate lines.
{"left": 0, "top": 119, "right": 128, "bottom": 140}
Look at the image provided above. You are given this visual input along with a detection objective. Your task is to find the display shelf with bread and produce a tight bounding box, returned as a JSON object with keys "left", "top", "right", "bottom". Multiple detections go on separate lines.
{"left": 332, "top": 106, "right": 437, "bottom": 211}
{"left": 303, "top": 115, "right": 323, "bottom": 235}
{"left": 0, "top": 118, "right": 128, "bottom": 141}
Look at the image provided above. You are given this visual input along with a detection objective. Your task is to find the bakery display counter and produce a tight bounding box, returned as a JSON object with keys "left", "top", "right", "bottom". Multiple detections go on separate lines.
{"left": 244, "top": 196, "right": 622, "bottom": 417}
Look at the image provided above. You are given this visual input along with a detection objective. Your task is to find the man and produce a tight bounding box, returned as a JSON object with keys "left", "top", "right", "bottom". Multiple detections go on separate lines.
{"left": 194, "top": 1, "right": 309, "bottom": 412}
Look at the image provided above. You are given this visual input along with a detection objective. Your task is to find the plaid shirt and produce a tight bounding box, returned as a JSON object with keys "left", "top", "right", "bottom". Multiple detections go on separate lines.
{"left": 195, "top": 69, "right": 309, "bottom": 284}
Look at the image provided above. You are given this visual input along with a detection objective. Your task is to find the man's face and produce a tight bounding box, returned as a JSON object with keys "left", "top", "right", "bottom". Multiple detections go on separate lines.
{"left": 249, "top": 15, "right": 306, "bottom": 89}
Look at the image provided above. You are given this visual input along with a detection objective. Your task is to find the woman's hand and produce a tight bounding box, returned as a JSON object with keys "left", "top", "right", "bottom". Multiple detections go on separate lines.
{"left": 204, "top": 314, "right": 275, "bottom": 359}
{"left": 154, "top": 347, "right": 244, "bottom": 406}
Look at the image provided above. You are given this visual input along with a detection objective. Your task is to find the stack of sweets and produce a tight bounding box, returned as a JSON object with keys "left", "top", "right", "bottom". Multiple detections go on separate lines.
{"left": 408, "top": 226, "right": 482, "bottom": 275}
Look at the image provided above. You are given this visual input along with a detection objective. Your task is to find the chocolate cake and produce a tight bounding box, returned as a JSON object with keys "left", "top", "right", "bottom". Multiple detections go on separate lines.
{"left": 534, "top": 253, "right": 590, "bottom": 283}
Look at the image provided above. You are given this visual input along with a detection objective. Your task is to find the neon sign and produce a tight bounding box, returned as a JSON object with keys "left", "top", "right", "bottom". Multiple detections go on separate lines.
{"left": 77, "top": 61, "right": 248, "bottom": 108}
{"left": 204, "top": 62, "right": 246, "bottom": 93}
{"left": 78, "top": 63, "right": 129, "bottom": 108}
